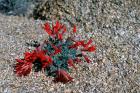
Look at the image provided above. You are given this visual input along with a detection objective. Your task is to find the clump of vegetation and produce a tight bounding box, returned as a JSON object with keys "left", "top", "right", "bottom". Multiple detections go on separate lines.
{"left": 14, "top": 21, "right": 96, "bottom": 83}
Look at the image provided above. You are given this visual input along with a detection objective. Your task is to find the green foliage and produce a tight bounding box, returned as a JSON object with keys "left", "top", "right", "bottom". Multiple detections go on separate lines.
{"left": 43, "top": 37, "right": 76, "bottom": 77}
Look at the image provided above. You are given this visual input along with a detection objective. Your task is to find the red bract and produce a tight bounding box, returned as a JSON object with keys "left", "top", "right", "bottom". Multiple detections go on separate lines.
{"left": 73, "top": 25, "right": 76, "bottom": 33}
{"left": 49, "top": 42, "right": 62, "bottom": 56}
{"left": 82, "top": 45, "right": 96, "bottom": 52}
{"left": 54, "top": 69, "right": 73, "bottom": 83}
{"left": 15, "top": 48, "right": 52, "bottom": 76}
{"left": 74, "top": 58, "right": 82, "bottom": 63}
{"left": 82, "top": 53, "right": 92, "bottom": 63}
{"left": 69, "top": 44, "right": 77, "bottom": 49}
{"left": 15, "top": 59, "right": 24, "bottom": 63}
{"left": 43, "top": 21, "right": 67, "bottom": 40}
{"left": 35, "top": 50, "right": 52, "bottom": 68}
{"left": 43, "top": 22, "right": 52, "bottom": 36}
{"left": 14, "top": 61, "right": 32, "bottom": 76}
{"left": 57, "top": 33, "right": 63, "bottom": 40}
{"left": 35, "top": 50, "right": 47, "bottom": 61}
{"left": 69, "top": 41, "right": 83, "bottom": 49}
{"left": 15, "top": 51, "right": 36, "bottom": 76}
{"left": 67, "top": 58, "right": 77, "bottom": 70}
{"left": 24, "top": 51, "right": 36, "bottom": 62}
{"left": 62, "top": 26, "right": 66, "bottom": 34}
{"left": 41, "top": 55, "right": 52, "bottom": 68}
{"left": 83, "top": 39, "right": 93, "bottom": 48}
{"left": 52, "top": 49, "right": 62, "bottom": 56}
{"left": 53, "top": 21, "right": 61, "bottom": 33}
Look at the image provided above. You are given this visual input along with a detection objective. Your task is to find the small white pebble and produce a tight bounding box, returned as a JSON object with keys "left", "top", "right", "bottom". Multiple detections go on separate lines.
{"left": 120, "top": 31, "right": 125, "bottom": 36}
{"left": 3, "top": 87, "right": 11, "bottom": 93}
{"left": 10, "top": 53, "right": 16, "bottom": 56}
{"left": 138, "top": 34, "right": 140, "bottom": 38}
{"left": 48, "top": 88, "right": 54, "bottom": 92}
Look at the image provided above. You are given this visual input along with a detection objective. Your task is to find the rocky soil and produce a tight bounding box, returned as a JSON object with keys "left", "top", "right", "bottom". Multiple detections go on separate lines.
{"left": 0, "top": 0, "right": 140, "bottom": 93}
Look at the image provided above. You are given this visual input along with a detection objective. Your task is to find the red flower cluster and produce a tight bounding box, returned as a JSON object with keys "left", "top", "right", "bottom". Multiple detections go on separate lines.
{"left": 44, "top": 21, "right": 96, "bottom": 64}
{"left": 69, "top": 39, "right": 96, "bottom": 52}
{"left": 43, "top": 21, "right": 72, "bottom": 40}
{"left": 15, "top": 48, "right": 52, "bottom": 76}
{"left": 14, "top": 20, "right": 96, "bottom": 83}
{"left": 53, "top": 69, "right": 73, "bottom": 83}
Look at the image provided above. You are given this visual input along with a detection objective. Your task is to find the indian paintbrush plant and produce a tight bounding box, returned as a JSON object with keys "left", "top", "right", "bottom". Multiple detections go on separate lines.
{"left": 14, "top": 21, "right": 96, "bottom": 83}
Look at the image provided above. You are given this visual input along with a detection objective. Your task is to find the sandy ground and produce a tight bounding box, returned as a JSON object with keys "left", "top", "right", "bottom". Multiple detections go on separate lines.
{"left": 0, "top": 13, "right": 140, "bottom": 93}
{"left": 0, "top": 0, "right": 140, "bottom": 93}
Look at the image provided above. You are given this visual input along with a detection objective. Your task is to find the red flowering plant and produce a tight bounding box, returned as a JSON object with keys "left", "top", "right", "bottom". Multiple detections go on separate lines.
{"left": 14, "top": 21, "right": 96, "bottom": 83}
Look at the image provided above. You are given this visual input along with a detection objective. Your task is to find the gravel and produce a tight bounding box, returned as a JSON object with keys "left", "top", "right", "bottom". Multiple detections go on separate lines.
{"left": 0, "top": 0, "right": 140, "bottom": 93}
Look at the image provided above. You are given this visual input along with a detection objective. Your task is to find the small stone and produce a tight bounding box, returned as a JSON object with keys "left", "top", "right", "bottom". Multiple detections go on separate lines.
{"left": 138, "top": 34, "right": 140, "bottom": 38}
{"left": 64, "top": 89, "right": 72, "bottom": 93}
{"left": 48, "top": 87, "right": 54, "bottom": 92}
{"left": 120, "top": 31, "right": 125, "bottom": 36}
{"left": 10, "top": 53, "right": 16, "bottom": 56}
{"left": 3, "top": 87, "right": 12, "bottom": 93}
